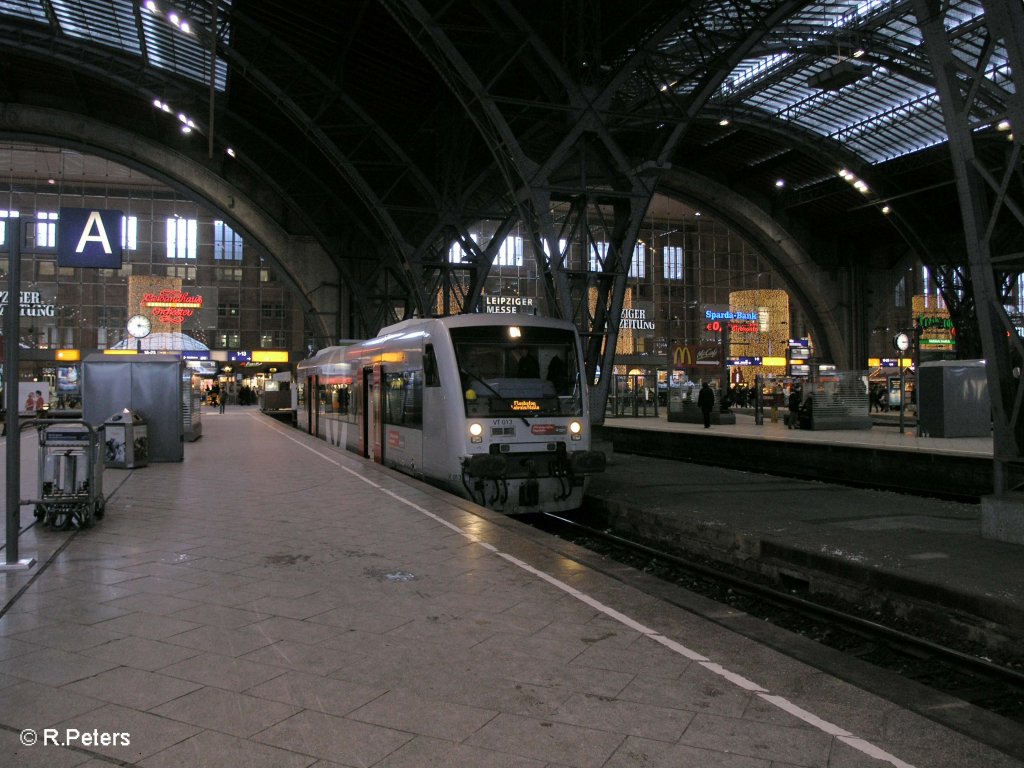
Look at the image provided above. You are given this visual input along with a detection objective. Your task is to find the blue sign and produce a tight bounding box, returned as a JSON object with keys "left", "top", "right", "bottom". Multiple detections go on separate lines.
{"left": 57, "top": 208, "right": 123, "bottom": 268}
{"left": 229, "top": 350, "right": 251, "bottom": 362}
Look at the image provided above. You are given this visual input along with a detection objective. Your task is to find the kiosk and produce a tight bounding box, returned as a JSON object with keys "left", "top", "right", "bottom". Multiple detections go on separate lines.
{"left": 82, "top": 354, "right": 186, "bottom": 462}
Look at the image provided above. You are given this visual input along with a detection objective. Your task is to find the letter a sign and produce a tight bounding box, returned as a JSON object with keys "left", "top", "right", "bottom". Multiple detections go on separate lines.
{"left": 57, "top": 207, "right": 123, "bottom": 269}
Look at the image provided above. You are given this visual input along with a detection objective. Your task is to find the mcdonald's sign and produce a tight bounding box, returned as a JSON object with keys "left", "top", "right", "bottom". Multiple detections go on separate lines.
{"left": 671, "top": 344, "right": 722, "bottom": 367}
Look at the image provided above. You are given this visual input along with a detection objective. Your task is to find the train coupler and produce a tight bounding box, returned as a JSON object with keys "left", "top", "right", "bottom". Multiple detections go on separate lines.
{"left": 519, "top": 478, "right": 539, "bottom": 506}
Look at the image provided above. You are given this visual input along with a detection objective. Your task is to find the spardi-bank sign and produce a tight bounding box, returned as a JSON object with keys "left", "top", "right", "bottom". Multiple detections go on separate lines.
{"left": 57, "top": 208, "right": 123, "bottom": 269}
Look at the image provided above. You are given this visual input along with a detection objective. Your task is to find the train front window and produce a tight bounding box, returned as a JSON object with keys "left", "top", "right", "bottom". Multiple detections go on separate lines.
{"left": 451, "top": 326, "right": 582, "bottom": 417}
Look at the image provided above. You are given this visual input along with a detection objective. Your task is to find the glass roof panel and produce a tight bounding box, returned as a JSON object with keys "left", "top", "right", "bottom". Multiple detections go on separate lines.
{"left": 51, "top": 0, "right": 142, "bottom": 55}
{"left": 141, "top": 6, "right": 227, "bottom": 90}
{"left": 0, "top": 0, "right": 47, "bottom": 24}
{"left": 707, "top": 0, "right": 1013, "bottom": 164}
{"left": 0, "top": 0, "right": 229, "bottom": 91}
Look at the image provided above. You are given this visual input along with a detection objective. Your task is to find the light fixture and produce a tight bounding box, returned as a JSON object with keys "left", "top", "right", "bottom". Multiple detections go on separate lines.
{"left": 806, "top": 60, "right": 869, "bottom": 90}
{"left": 774, "top": 179, "right": 785, "bottom": 188}
{"left": 719, "top": 118, "right": 730, "bottom": 126}
{"left": 508, "top": 326, "right": 522, "bottom": 339}
{"left": 881, "top": 205, "right": 892, "bottom": 214}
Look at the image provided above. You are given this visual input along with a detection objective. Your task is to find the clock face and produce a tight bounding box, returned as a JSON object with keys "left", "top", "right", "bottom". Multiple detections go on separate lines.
{"left": 127, "top": 314, "right": 152, "bottom": 338}
{"left": 893, "top": 332, "right": 910, "bottom": 352}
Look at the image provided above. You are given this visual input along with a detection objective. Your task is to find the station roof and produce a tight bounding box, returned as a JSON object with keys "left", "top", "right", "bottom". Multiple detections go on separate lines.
{"left": 0, "top": 1, "right": 1016, "bottom": 315}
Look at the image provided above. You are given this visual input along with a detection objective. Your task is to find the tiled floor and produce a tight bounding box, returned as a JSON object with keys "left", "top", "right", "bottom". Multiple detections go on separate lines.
{"left": 0, "top": 409, "right": 1018, "bottom": 767}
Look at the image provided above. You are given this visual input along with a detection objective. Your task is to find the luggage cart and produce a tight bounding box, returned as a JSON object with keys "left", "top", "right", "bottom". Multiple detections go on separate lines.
{"left": 33, "top": 420, "right": 105, "bottom": 529}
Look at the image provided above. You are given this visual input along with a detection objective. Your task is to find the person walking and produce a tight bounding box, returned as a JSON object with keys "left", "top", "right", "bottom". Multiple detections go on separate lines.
{"left": 697, "top": 381, "right": 715, "bottom": 429}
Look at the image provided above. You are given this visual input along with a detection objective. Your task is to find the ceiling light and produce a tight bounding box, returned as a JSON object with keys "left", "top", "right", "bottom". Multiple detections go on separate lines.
{"left": 854, "top": 180, "right": 869, "bottom": 193}
{"left": 997, "top": 120, "right": 1011, "bottom": 131}
{"left": 226, "top": 147, "right": 236, "bottom": 158}
{"left": 719, "top": 118, "right": 730, "bottom": 126}
{"left": 775, "top": 179, "right": 785, "bottom": 188}
{"left": 853, "top": 49, "right": 865, "bottom": 58}
{"left": 881, "top": 205, "right": 892, "bottom": 214}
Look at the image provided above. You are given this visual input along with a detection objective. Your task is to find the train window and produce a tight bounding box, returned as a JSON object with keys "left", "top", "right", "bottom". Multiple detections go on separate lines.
{"left": 383, "top": 370, "right": 423, "bottom": 428}
{"left": 424, "top": 345, "right": 440, "bottom": 387}
{"left": 452, "top": 327, "right": 582, "bottom": 417}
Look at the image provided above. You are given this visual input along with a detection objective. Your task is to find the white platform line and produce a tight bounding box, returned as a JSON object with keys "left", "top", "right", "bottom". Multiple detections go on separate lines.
{"left": 263, "top": 417, "right": 918, "bottom": 768}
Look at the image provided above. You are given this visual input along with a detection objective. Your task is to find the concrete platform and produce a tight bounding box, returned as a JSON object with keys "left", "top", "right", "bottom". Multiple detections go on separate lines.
{"left": 596, "top": 411, "right": 993, "bottom": 501}
{"left": 0, "top": 408, "right": 1020, "bottom": 767}
{"left": 588, "top": 414, "right": 1021, "bottom": 647}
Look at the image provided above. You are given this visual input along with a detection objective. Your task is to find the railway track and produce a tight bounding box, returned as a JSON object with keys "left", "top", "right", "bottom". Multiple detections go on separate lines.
{"left": 521, "top": 510, "right": 1024, "bottom": 757}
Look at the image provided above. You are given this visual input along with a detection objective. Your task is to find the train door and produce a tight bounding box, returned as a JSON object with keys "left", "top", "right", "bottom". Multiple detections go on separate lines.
{"left": 362, "top": 365, "right": 384, "bottom": 462}
{"left": 303, "top": 374, "right": 318, "bottom": 435}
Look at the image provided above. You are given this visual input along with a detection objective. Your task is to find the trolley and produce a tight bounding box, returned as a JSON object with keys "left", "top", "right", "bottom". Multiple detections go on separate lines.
{"left": 33, "top": 420, "right": 105, "bottom": 529}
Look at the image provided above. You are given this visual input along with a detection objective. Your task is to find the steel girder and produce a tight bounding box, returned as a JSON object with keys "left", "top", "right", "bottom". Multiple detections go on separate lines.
{"left": 0, "top": 12, "right": 415, "bottom": 342}
{"left": 172, "top": 4, "right": 436, "bottom": 333}
{"left": 913, "top": 0, "right": 1024, "bottom": 492}
{"left": 381, "top": 0, "right": 657, "bottom": 424}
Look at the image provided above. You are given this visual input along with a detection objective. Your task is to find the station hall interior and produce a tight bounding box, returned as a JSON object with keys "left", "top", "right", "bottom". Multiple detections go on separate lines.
{"left": 0, "top": 0, "right": 1020, "bottom": 472}
{"left": 1, "top": 3, "right": 1024, "bottom": 768}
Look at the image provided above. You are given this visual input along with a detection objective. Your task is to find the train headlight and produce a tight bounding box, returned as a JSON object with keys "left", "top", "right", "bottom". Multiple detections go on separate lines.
{"left": 469, "top": 422, "right": 483, "bottom": 443}
{"left": 569, "top": 420, "right": 583, "bottom": 440}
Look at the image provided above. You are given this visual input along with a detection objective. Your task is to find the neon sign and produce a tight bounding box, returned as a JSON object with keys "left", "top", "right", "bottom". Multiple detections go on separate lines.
{"left": 705, "top": 320, "right": 759, "bottom": 333}
{"left": 705, "top": 309, "right": 757, "bottom": 321}
{"left": 512, "top": 399, "right": 540, "bottom": 412}
{"left": 142, "top": 290, "right": 203, "bottom": 324}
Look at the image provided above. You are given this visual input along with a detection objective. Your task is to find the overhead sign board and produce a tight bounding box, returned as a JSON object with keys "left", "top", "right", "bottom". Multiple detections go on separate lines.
{"left": 57, "top": 208, "right": 123, "bottom": 269}
{"left": 485, "top": 296, "right": 537, "bottom": 314}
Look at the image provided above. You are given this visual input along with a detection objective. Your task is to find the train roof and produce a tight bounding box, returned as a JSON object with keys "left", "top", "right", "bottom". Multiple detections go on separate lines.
{"left": 379, "top": 314, "right": 577, "bottom": 336}
{"left": 297, "top": 314, "right": 580, "bottom": 371}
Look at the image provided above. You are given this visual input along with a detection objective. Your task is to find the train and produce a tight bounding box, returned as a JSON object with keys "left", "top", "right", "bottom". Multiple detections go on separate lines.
{"left": 295, "top": 314, "right": 606, "bottom": 514}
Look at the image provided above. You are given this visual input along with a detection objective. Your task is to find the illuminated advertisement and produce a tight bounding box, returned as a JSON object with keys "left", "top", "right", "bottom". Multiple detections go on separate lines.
{"left": 142, "top": 289, "right": 204, "bottom": 324}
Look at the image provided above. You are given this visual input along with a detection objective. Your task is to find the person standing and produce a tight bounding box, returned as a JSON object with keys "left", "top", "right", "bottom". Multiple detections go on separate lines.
{"left": 697, "top": 381, "right": 715, "bottom": 429}
{"left": 787, "top": 386, "right": 801, "bottom": 428}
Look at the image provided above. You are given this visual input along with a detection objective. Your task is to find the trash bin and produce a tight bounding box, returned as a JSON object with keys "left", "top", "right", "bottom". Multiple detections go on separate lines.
{"left": 104, "top": 409, "right": 149, "bottom": 468}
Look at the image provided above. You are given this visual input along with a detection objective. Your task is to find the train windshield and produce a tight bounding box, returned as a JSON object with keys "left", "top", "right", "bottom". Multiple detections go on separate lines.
{"left": 451, "top": 325, "right": 583, "bottom": 417}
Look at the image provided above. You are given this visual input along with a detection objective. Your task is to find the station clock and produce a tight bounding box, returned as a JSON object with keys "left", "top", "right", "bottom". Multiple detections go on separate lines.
{"left": 127, "top": 314, "right": 152, "bottom": 339}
